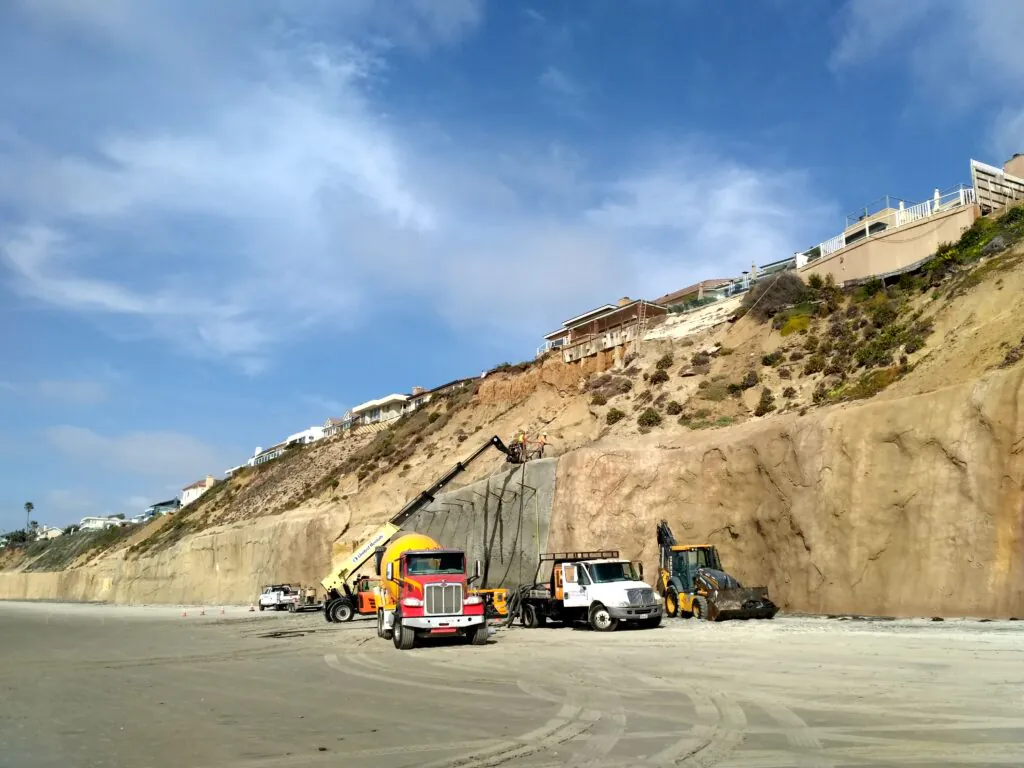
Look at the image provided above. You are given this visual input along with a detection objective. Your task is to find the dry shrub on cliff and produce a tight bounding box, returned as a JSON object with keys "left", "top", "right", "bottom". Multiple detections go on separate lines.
{"left": 1000, "top": 336, "right": 1024, "bottom": 368}
{"left": 591, "top": 392, "right": 608, "bottom": 406}
{"left": 637, "top": 408, "right": 663, "bottom": 428}
{"left": 835, "top": 366, "right": 903, "bottom": 401}
{"left": 488, "top": 360, "right": 534, "bottom": 375}
{"left": 606, "top": 408, "right": 626, "bottom": 425}
{"left": 754, "top": 388, "right": 776, "bottom": 417}
{"left": 698, "top": 381, "right": 729, "bottom": 402}
{"left": 742, "top": 272, "right": 810, "bottom": 321}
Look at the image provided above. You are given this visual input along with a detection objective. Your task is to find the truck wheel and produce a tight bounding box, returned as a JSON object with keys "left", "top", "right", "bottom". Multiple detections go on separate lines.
{"left": 468, "top": 624, "right": 488, "bottom": 645}
{"left": 589, "top": 603, "right": 618, "bottom": 632}
{"left": 665, "top": 588, "right": 679, "bottom": 618}
{"left": 693, "top": 596, "right": 709, "bottom": 621}
{"left": 259, "top": 603, "right": 265, "bottom": 612}
{"left": 642, "top": 613, "right": 663, "bottom": 629}
{"left": 331, "top": 600, "right": 354, "bottom": 623}
{"left": 393, "top": 619, "right": 415, "bottom": 650}
{"left": 522, "top": 604, "right": 544, "bottom": 628}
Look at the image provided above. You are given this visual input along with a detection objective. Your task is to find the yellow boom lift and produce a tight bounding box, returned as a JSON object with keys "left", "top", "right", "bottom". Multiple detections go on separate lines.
{"left": 322, "top": 435, "right": 520, "bottom": 623}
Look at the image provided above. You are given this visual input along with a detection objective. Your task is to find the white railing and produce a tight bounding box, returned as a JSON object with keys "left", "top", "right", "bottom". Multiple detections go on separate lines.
{"left": 894, "top": 198, "right": 933, "bottom": 226}
{"left": 820, "top": 233, "right": 845, "bottom": 258}
{"left": 803, "top": 186, "right": 976, "bottom": 268}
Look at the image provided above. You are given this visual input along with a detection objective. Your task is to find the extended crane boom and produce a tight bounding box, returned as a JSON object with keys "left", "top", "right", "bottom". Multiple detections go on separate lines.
{"left": 322, "top": 435, "right": 518, "bottom": 621}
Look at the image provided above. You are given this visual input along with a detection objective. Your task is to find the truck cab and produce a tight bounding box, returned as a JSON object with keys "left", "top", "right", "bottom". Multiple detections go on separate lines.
{"left": 522, "top": 551, "right": 663, "bottom": 632}
{"left": 258, "top": 584, "right": 299, "bottom": 611}
{"left": 376, "top": 548, "right": 488, "bottom": 650}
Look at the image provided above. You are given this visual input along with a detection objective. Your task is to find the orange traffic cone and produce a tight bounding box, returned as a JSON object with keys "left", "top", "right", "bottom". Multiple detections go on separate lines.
{"left": 248, "top": 603, "right": 255, "bottom": 612}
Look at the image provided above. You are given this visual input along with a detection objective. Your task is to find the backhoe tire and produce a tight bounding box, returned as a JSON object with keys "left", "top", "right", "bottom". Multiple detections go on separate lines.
{"left": 589, "top": 603, "right": 618, "bottom": 632}
{"left": 522, "top": 604, "right": 545, "bottom": 628}
{"left": 693, "top": 596, "right": 709, "bottom": 622}
{"left": 468, "top": 624, "right": 488, "bottom": 645}
{"left": 665, "top": 588, "right": 679, "bottom": 618}
{"left": 330, "top": 600, "right": 354, "bottom": 623}
{"left": 393, "top": 619, "right": 415, "bottom": 650}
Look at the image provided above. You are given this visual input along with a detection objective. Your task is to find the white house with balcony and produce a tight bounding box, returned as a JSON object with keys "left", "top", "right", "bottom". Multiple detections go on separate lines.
{"left": 350, "top": 393, "right": 409, "bottom": 427}
{"left": 181, "top": 475, "right": 216, "bottom": 507}
{"left": 285, "top": 426, "right": 325, "bottom": 446}
{"left": 79, "top": 515, "right": 124, "bottom": 531}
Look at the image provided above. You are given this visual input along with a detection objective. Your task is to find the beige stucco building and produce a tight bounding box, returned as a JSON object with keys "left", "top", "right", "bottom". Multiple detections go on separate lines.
{"left": 799, "top": 200, "right": 980, "bottom": 286}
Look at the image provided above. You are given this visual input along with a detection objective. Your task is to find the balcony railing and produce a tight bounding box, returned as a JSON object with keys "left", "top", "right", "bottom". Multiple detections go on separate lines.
{"left": 803, "top": 186, "right": 977, "bottom": 266}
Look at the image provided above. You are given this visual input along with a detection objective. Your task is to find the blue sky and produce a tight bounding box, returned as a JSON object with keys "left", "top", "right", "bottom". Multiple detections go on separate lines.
{"left": 1, "top": 0, "right": 1021, "bottom": 531}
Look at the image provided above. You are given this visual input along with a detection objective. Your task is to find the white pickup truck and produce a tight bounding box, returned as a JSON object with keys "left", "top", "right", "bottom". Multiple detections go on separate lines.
{"left": 258, "top": 584, "right": 300, "bottom": 611}
{"left": 519, "top": 550, "right": 663, "bottom": 631}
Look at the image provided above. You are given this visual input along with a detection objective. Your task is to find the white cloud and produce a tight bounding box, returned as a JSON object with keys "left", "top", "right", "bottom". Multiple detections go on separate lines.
{"left": 830, "top": 0, "right": 1024, "bottom": 150}
{"left": 0, "top": 1, "right": 834, "bottom": 370}
{"left": 37, "top": 379, "right": 108, "bottom": 406}
{"left": 301, "top": 394, "right": 347, "bottom": 416}
{"left": 991, "top": 108, "right": 1024, "bottom": 160}
{"left": 45, "top": 426, "right": 235, "bottom": 481}
{"left": 43, "top": 489, "right": 98, "bottom": 517}
{"left": 124, "top": 494, "right": 153, "bottom": 510}
{"left": 540, "top": 65, "right": 586, "bottom": 107}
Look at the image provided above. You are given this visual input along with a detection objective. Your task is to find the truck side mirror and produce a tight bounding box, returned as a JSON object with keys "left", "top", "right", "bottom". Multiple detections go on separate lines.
{"left": 385, "top": 562, "right": 393, "bottom": 581}
{"left": 638, "top": 562, "right": 644, "bottom": 579}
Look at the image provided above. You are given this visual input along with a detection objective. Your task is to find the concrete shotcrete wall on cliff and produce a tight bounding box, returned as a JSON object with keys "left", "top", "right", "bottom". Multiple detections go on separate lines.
{"left": 547, "top": 367, "right": 1024, "bottom": 619}
{"left": 404, "top": 458, "right": 556, "bottom": 589}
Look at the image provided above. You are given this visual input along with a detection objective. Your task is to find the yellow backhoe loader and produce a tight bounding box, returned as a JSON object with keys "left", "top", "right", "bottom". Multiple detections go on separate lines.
{"left": 656, "top": 520, "right": 778, "bottom": 621}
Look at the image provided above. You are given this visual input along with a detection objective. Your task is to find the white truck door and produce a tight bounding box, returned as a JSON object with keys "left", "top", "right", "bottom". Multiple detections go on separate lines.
{"left": 560, "top": 564, "right": 590, "bottom": 608}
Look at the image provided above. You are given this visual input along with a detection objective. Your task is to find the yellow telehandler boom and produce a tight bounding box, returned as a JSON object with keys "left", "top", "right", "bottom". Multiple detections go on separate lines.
{"left": 322, "top": 435, "right": 519, "bottom": 622}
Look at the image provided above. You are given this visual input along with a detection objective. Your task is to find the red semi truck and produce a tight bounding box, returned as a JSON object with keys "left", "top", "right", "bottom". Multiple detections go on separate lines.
{"left": 374, "top": 531, "right": 488, "bottom": 650}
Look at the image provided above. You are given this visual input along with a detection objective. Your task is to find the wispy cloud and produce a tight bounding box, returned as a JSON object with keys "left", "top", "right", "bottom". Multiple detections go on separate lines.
{"left": 45, "top": 425, "right": 236, "bottom": 481}
{"left": 300, "top": 394, "right": 347, "bottom": 416}
{"left": 830, "top": 0, "right": 1024, "bottom": 153}
{"left": 539, "top": 65, "right": 587, "bottom": 113}
{"left": 37, "top": 379, "right": 108, "bottom": 406}
{"left": 1, "top": 1, "right": 833, "bottom": 372}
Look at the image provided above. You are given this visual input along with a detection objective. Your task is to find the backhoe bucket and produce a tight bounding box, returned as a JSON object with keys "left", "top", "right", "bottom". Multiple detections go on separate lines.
{"left": 711, "top": 587, "right": 779, "bottom": 621}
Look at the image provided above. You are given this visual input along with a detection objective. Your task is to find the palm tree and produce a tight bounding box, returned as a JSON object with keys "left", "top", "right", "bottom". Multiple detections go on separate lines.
{"left": 24, "top": 501, "right": 33, "bottom": 532}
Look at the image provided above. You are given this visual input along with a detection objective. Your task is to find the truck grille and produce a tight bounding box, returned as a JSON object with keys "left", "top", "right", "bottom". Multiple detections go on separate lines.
{"left": 425, "top": 583, "right": 462, "bottom": 615}
{"left": 627, "top": 587, "right": 654, "bottom": 606}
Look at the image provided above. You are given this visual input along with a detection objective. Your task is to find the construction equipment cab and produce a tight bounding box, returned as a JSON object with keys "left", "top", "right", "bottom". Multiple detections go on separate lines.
{"left": 656, "top": 520, "right": 779, "bottom": 621}
{"left": 322, "top": 435, "right": 519, "bottom": 624}
{"left": 520, "top": 551, "right": 663, "bottom": 632}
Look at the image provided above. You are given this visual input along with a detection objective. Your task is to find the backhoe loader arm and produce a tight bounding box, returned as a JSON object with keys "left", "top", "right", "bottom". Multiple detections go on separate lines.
{"left": 320, "top": 435, "right": 516, "bottom": 595}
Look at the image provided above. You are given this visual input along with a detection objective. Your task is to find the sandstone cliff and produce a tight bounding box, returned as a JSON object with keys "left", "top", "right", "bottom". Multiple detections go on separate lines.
{"left": 3, "top": 233, "right": 1023, "bottom": 617}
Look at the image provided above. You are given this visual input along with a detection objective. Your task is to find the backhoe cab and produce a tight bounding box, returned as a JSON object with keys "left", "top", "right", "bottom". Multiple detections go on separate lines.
{"left": 656, "top": 521, "right": 778, "bottom": 622}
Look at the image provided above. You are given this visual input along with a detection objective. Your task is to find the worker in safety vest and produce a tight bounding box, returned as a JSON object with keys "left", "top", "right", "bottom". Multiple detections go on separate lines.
{"left": 536, "top": 432, "right": 547, "bottom": 458}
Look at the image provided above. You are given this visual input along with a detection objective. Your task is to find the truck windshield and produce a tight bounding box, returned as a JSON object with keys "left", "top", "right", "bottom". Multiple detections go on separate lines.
{"left": 588, "top": 562, "right": 639, "bottom": 583}
{"left": 406, "top": 553, "right": 464, "bottom": 575}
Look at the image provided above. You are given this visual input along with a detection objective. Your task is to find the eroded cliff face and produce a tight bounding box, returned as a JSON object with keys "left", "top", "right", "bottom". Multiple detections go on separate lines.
{"left": 3, "top": 367, "right": 1021, "bottom": 615}
{"left": 549, "top": 366, "right": 1024, "bottom": 618}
